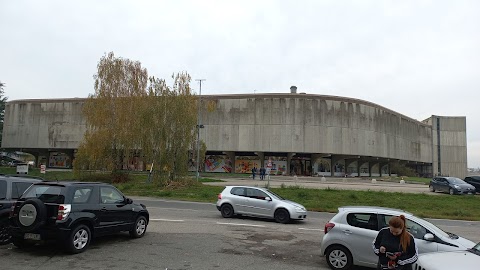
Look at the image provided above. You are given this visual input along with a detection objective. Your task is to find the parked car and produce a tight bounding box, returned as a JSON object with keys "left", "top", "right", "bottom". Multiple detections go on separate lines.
{"left": 0, "top": 175, "right": 43, "bottom": 245}
{"left": 9, "top": 181, "right": 149, "bottom": 254}
{"left": 216, "top": 186, "right": 307, "bottom": 223}
{"left": 464, "top": 176, "right": 480, "bottom": 193}
{"left": 429, "top": 177, "right": 476, "bottom": 195}
{"left": 413, "top": 242, "right": 480, "bottom": 270}
{"left": 321, "top": 206, "right": 475, "bottom": 270}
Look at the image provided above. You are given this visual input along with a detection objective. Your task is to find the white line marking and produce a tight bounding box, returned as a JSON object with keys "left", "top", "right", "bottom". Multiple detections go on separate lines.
{"left": 150, "top": 218, "right": 185, "bottom": 222}
{"left": 216, "top": 222, "right": 266, "bottom": 228}
{"left": 298, "top": 228, "right": 323, "bottom": 231}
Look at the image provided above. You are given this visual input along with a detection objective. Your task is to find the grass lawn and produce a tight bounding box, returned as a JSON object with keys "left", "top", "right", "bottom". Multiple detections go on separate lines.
{"left": 2, "top": 167, "right": 478, "bottom": 221}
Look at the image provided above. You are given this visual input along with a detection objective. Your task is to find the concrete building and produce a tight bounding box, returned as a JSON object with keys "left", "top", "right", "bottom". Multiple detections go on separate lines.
{"left": 1, "top": 90, "right": 468, "bottom": 178}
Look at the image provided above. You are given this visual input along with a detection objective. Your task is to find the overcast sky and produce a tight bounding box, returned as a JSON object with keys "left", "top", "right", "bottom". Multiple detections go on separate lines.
{"left": 1, "top": 0, "right": 479, "bottom": 168}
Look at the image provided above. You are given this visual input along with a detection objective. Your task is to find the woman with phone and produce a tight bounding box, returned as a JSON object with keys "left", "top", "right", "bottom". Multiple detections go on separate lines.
{"left": 372, "top": 215, "right": 418, "bottom": 269}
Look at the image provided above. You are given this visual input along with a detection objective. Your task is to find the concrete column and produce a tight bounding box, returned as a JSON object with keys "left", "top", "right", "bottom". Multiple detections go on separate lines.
{"left": 287, "top": 153, "right": 295, "bottom": 175}
{"left": 255, "top": 152, "right": 265, "bottom": 168}
{"left": 331, "top": 156, "right": 344, "bottom": 177}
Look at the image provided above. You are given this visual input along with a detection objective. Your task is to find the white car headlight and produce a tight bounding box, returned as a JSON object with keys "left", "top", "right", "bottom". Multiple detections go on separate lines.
{"left": 295, "top": 206, "right": 306, "bottom": 212}
{"left": 454, "top": 185, "right": 461, "bottom": 189}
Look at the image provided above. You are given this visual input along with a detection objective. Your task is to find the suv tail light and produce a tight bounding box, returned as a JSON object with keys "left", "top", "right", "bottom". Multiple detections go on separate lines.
{"left": 325, "top": 222, "right": 335, "bottom": 234}
{"left": 217, "top": 193, "right": 222, "bottom": 200}
{"left": 57, "top": 204, "right": 72, "bottom": 221}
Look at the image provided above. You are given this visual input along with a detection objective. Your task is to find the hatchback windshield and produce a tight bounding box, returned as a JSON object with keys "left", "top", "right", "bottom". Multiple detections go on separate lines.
{"left": 23, "top": 184, "right": 65, "bottom": 203}
{"left": 447, "top": 178, "right": 467, "bottom": 184}
{"left": 265, "top": 189, "right": 284, "bottom": 200}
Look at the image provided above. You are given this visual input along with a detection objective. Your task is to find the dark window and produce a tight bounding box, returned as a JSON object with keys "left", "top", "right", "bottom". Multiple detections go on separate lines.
{"left": 346, "top": 213, "right": 378, "bottom": 231}
{"left": 11, "top": 182, "right": 35, "bottom": 199}
{"left": 246, "top": 188, "right": 268, "bottom": 200}
{"left": 0, "top": 180, "right": 6, "bottom": 199}
{"left": 72, "top": 187, "right": 93, "bottom": 203}
{"left": 230, "top": 187, "right": 246, "bottom": 196}
{"left": 23, "top": 185, "right": 65, "bottom": 203}
{"left": 100, "top": 187, "right": 124, "bottom": 204}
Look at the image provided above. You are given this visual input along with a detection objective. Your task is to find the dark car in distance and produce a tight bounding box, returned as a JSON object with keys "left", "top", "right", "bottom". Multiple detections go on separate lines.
{"left": 464, "top": 176, "right": 480, "bottom": 193}
{"left": 0, "top": 175, "right": 43, "bottom": 245}
{"left": 9, "top": 181, "right": 149, "bottom": 254}
{"left": 429, "top": 177, "right": 476, "bottom": 195}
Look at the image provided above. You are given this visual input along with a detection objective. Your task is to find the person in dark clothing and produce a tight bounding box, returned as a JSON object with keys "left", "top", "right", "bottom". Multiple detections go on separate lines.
{"left": 260, "top": 167, "right": 265, "bottom": 180}
{"left": 372, "top": 215, "right": 418, "bottom": 270}
{"left": 252, "top": 166, "right": 257, "bottom": 180}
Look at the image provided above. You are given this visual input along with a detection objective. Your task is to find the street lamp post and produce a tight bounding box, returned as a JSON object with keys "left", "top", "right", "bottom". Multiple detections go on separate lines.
{"left": 195, "top": 79, "right": 205, "bottom": 181}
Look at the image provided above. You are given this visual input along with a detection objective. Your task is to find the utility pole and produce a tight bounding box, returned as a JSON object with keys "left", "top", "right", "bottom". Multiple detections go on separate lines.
{"left": 195, "top": 79, "right": 206, "bottom": 182}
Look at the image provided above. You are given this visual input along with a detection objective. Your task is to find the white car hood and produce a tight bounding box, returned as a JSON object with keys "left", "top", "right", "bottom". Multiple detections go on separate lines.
{"left": 453, "top": 236, "right": 476, "bottom": 249}
{"left": 416, "top": 250, "right": 479, "bottom": 269}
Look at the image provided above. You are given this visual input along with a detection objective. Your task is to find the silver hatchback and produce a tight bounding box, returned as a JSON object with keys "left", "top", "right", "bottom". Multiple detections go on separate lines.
{"left": 321, "top": 206, "right": 475, "bottom": 270}
{"left": 216, "top": 186, "right": 307, "bottom": 223}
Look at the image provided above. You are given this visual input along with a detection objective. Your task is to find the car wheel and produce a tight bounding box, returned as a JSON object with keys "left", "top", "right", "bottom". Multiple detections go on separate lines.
{"left": 65, "top": 224, "right": 91, "bottom": 254}
{"left": 449, "top": 188, "right": 455, "bottom": 195}
{"left": 130, "top": 216, "right": 147, "bottom": 238}
{"left": 326, "top": 245, "right": 353, "bottom": 270}
{"left": 220, "top": 204, "right": 234, "bottom": 218}
{"left": 0, "top": 217, "right": 12, "bottom": 245}
{"left": 274, "top": 208, "right": 290, "bottom": 224}
{"left": 429, "top": 185, "right": 435, "bottom": 192}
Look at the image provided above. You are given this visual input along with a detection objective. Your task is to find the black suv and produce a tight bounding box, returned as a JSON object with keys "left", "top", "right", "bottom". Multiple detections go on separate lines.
{"left": 0, "top": 175, "right": 43, "bottom": 245}
{"left": 9, "top": 181, "right": 149, "bottom": 254}
{"left": 464, "top": 176, "right": 480, "bottom": 193}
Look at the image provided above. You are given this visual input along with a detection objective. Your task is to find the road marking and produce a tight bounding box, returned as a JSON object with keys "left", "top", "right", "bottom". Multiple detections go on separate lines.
{"left": 150, "top": 218, "right": 185, "bottom": 222}
{"left": 298, "top": 228, "right": 323, "bottom": 231}
{"left": 216, "top": 222, "right": 266, "bottom": 228}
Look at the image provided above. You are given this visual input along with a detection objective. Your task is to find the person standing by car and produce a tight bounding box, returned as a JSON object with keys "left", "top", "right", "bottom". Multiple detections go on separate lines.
{"left": 372, "top": 215, "right": 418, "bottom": 270}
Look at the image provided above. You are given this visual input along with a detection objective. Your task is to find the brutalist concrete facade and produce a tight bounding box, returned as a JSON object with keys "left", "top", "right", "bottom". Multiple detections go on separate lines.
{"left": 1, "top": 94, "right": 468, "bottom": 178}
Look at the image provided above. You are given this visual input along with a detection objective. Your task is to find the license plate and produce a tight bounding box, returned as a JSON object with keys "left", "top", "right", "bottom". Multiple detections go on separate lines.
{"left": 24, "top": 233, "right": 41, "bottom": 240}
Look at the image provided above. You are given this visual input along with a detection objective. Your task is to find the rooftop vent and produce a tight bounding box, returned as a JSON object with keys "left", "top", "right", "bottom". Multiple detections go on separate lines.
{"left": 290, "top": 86, "right": 297, "bottom": 94}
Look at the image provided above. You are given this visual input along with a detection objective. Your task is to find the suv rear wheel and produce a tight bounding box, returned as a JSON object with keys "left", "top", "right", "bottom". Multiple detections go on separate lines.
{"left": 65, "top": 224, "right": 91, "bottom": 254}
{"left": 130, "top": 216, "right": 147, "bottom": 238}
{"left": 325, "top": 245, "right": 353, "bottom": 270}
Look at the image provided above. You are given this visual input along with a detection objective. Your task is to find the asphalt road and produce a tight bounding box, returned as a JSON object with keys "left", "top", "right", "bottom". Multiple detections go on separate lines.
{"left": 1, "top": 197, "right": 479, "bottom": 270}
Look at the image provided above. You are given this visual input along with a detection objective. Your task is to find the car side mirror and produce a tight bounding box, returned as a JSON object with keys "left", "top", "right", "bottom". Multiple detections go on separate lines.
{"left": 424, "top": 233, "right": 434, "bottom": 241}
{"left": 125, "top": 197, "right": 133, "bottom": 204}
{"left": 265, "top": 197, "right": 272, "bottom": 201}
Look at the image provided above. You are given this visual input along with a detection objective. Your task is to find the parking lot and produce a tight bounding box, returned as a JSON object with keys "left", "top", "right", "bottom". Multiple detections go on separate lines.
{"left": 1, "top": 197, "right": 479, "bottom": 270}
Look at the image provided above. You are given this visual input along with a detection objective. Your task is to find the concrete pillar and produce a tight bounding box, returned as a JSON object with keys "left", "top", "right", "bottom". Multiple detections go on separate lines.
{"left": 255, "top": 152, "right": 265, "bottom": 168}
{"left": 331, "top": 156, "right": 344, "bottom": 177}
{"left": 287, "top": 153, "right": 295, "bottom": 175}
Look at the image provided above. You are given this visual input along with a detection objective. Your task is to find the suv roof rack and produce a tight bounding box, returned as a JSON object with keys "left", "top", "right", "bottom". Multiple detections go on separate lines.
{"left": 4, "top": 174, "right": 45, "bottom": 181}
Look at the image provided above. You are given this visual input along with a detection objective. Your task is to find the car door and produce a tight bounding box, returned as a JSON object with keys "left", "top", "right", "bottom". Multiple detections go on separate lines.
{"left": 344, "top": 212, "right": 380, "bottom": 265}
{"left": 439, "top": 178, "right": 450, "bottom": 192}
{"left": 229, "top": 187, "right": 247, "bottom": 214}
{"left": 380, "top": 214, "right": 439, "bottom": 254}
{"left": 98, "top": 186, "right": 133, "bottom": 232}
{"left": 244, "top": 188, "right": 273, "bottom": 217}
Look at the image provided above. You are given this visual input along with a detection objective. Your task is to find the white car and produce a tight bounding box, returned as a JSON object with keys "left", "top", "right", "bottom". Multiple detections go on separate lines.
{"left": 216, "top": 186, "right": 307, "bottom": 223}
{"left": 413, "top": 242, "right": 480, "bottom": 270}
{"left": 321, "top": 206, "right": 475, "bottom": 270}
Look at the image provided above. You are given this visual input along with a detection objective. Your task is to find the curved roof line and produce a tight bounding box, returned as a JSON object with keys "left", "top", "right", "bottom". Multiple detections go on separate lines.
{"left": 8, "top": 93, "right": 431, "bottom": 126}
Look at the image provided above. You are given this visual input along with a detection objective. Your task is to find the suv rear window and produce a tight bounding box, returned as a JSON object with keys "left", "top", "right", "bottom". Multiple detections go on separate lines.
{"left": 23, "top": 185, "right": 65, "bottom": 203}
{"left": 0, "top": 180, "right": 6, "bottom": 199}
{"left": 12, "top": 182, "right": 35, "bottom": 199}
